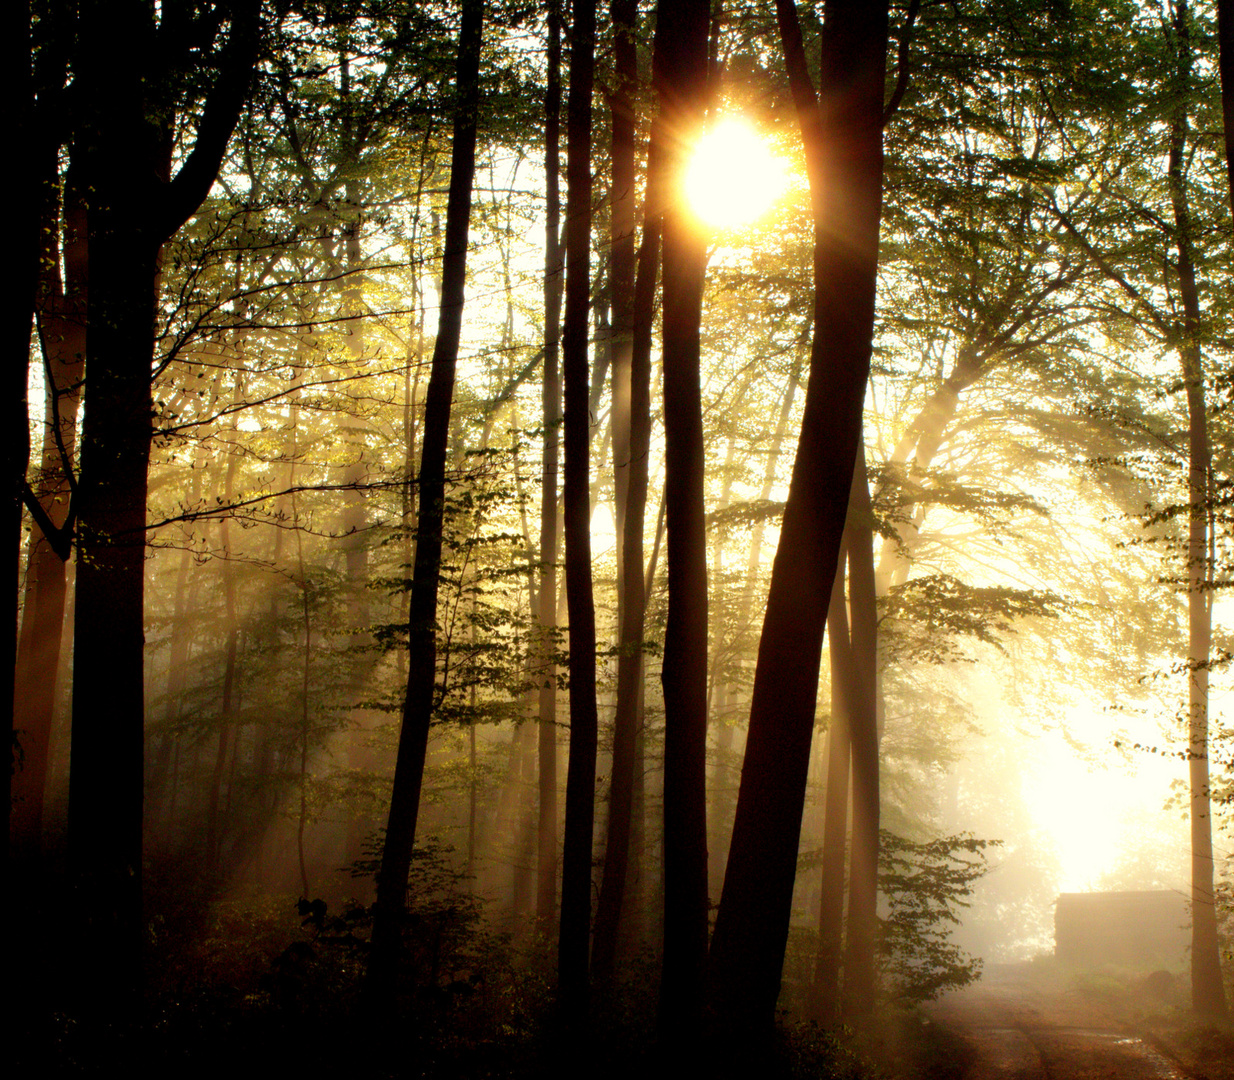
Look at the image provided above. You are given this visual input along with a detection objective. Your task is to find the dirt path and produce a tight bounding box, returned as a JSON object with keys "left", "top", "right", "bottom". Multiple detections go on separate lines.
{"left": 923, "top": 966, "right": 1203, "bottom": 1080}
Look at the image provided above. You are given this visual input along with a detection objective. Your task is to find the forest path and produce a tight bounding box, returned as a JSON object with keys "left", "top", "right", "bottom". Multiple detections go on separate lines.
{"left": 924, "top": 966, "right": 1196, "bottom": 1080}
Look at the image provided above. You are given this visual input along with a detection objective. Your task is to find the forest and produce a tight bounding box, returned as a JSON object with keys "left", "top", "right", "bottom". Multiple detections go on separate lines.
{"left": 10, "top": 0, "right": 1234, "bottom": 1076}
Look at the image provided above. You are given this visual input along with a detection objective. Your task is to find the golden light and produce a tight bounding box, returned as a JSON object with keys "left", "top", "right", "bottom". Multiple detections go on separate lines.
{"left": 683, "top": 118, "right": 788, "bottom": 231}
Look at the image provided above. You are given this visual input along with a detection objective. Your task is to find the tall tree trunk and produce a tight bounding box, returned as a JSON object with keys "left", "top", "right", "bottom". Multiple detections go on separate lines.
{"left": 653, "top": 0, "right": 712, "bottom": 1041}
{"left": 537, "top": 0, "right": 564, "bottom": 927}
{"left": 557, "top": 0, "right": 598, "bottom": 1030}
{"left": 708, "top": 0, "right": 887, "bottom": 1043}
{"left": 592, "top": 0, "right": 645, "bottom": 986}
{"left": 67, "top": 0, "right": 256, "bottom": 1002}
{"left": 368, "top": 0, "right": 484, "bottom": 1004}
{"left": 1167, "top": 3, "right": 1227, "bottom": 1018}
{"left": 6, "top": 0, "right": 38, "bottom": 888}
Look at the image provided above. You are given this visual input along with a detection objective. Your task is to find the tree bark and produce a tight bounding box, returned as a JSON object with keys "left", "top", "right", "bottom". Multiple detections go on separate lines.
{"left": 69, "top": 0, "right": 258, "bottom": 1003}
{"left": 6, "top": 0, "right": 39, "bottom": 889}
{"left": 811, "top": 541, "right": 852, "bottom": 1023}
{"left": 841, "top": 443, "right": 879, "bottom": 1019}
{"left": 1218, "top": 0, "right": 1234, "bottom": 218}
{"left": 708, "top": 0, "right": 887, "bottom": 1044}
{"left": 653, "top": 0, "right": 712, "bottom": 1041}
{"left": 592, "top": 0, "right": 647, "bottom": 986}
{"left": 368, "top": 0, "right": 484, "bottom": 1005}
{"left": 537, "top": 0, "right": 564, "bottom": 928}
{"left": 1167, "top": 2, "right": 1227, "bottom": 1018}
{"left": 557, "top": 0, "right": 599, "bottom": 1030}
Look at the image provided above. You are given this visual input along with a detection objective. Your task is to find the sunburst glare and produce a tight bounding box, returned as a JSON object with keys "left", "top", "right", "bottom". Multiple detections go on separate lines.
{"left": 683, "top": 117, "right": 788, "bottom": 230}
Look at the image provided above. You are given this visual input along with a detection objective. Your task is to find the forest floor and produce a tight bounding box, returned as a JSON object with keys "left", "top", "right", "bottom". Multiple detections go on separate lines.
{"left": 915, "top": 960, "right": 1234, "bottom": 1080}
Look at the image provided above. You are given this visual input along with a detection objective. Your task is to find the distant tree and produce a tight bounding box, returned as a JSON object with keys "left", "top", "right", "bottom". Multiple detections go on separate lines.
{"left": 592, "top": 0, "right": 650, "bottom": 985}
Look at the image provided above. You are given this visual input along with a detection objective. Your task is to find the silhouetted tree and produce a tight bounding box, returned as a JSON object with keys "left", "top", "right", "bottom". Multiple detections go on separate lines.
{"left": 708, "top": 0, "right": 888, "bottom": 1044}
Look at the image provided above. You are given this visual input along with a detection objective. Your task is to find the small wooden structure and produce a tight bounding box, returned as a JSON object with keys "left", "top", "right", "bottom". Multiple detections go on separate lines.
{"left": 1054, "top": 890, "right": 1189, "bottom": 968}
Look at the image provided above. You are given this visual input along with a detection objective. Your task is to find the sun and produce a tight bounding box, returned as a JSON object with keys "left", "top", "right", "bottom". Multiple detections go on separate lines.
{"left": 683, "top": 118, "right": 788, "bottom": 231}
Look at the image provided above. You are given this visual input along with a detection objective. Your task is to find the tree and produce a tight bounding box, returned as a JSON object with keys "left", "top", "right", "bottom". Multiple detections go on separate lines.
{"left": 592, "top": 0, "right": 651, "bottom": 985}
{"left": 557, "top": 0, "right": 599, "bottom": 1029}
{"left": 1048, "top": 0, "right": 1229, "bottom": 1016}
{"left": 369, "top": 0, "right": 485, "bottom": 1007}
{"left": 708, "top": 0, "right": 888, "bottom": 1043}
{"left": 67, "top": 0, "right": 258, "bottom": 1001}
{"left": 537, "top": 0, "right": 564, "bottom": 929}
{"left": 653, "top": 0, "right": 712, "bottom": 1040}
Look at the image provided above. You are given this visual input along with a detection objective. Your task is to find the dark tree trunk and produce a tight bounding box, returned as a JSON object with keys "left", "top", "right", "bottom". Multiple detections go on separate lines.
{"left": 557, "top": 0, "right": 598, "bottom": 1029}
{"left": 592, "top": 0, "right": 645, "bottom": 987}
{"left": 69, "top": 0, "right": 257, "bottom": 1003}
{"left": 7, "top": 0, "right": 38, "bottom": 892}
{"left": 537, "top": 0, "right": 564, "bottom": 927}
{"left": 367, "top": 0, "right": 484, "bottom": 1005}
{"left": 708, "top": 357, "right": 803, "bottom": 898}
{"left": 1218, "top": 0, "right": 1234, "bottom": 217}
{"left": 708, "top": 0, "right": 887, "bottom": 1044}
{"left": 652, "top": 0, "right": 712, "bottom": 1042}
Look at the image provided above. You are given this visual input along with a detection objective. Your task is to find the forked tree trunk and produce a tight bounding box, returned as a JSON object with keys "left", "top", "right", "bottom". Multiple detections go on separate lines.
{"left": 557, "top": 0, "right": 599, "bottom": 1030}
{"left": 708, "top": 0, "right": 887, "bottom": 1044}
{"left": 368, "top": 0, "right": 484, "bottom": 1005}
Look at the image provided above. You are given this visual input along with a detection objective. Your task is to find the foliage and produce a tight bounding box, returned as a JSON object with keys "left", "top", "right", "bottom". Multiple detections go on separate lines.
{"left": 881, "top": 574, "right": 1066, "bottom": 665}
{"left": 878, "top": 831, "right": 998, "bottom": 1005}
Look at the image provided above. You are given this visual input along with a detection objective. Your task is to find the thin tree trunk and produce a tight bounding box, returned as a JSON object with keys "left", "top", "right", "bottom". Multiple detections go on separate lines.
{"left": 1167, "top": 5, "right": 1227, "bottom": 1017}
{"left": 368, "top": 0, "right": 484, "bottom": 1004}
{"left": 811, "top": 542, "right": 852, "bottom": 1023}
{"left": 537, "top": 0, "right": 564, "bottom": 927}
{"left": 1218, "top": 0, "right": 1234, "bottom": 218}
{"left": 206, "top": 368, "right": 244, "bottom": 874}
{"left": 592, "top": 0, "right": 645, "bottom": 987}
{"left": 7, "top": 0, "right": 38, "bottom": 887}
{"left": 13, "top": 153, "right": 85, "bottom": 866}
{"left": 708, "top": 0, "right": 887, "bottom": 1044}
{"left": 841, "top": 443, "right": 878, "bottom": 1019}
